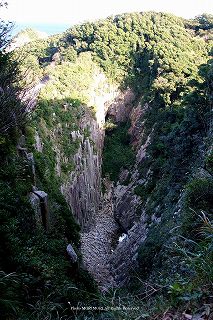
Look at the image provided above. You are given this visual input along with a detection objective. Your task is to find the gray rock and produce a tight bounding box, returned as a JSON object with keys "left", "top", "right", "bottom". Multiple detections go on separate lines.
{"left": 35, "top": 131, "right": 43, "bottom": 152}
{"left": 33, "top": 190, "right": 50, "bottom": 231}
{"left": 29, "top": 192, "right": 42, "bottom": 226}
{"left": 34, "top": 190, "right": 48, "bottom": 199}
{"left": 26, "top": 152, "right": 36, "bottom": 183}
{"left": 18, "top": 134, "right": 26, "bottom": 147}
{"left": 107, "top": 88, "right": 135, "bottom": 123}
{"left": 119, "top": 169, "right": 129, "bottom": 184}
{"left": 61, "top": 119, "right": 103, "bottom": 230}
{"left": 66, "top": 244, "right": 78, "bottom": 263}
{"left": 114, "top": 185, "right": 141, "bottom": 231}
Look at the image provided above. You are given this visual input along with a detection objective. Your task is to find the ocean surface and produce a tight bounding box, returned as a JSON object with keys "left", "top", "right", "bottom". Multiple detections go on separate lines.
{"left": 12, "top": 23, "right": 71, "bottom": 36}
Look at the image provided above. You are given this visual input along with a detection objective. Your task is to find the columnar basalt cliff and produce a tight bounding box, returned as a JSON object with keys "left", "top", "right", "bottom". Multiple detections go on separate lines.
{"left": 78, "top": 98, "right": 152, "bottom": 288}
{"left": 93, "top": 102, "right": 152, "bottom": 287}
{"left": 59, "top": 80, "right": 136, "bottom": 229}
{"left": 60, "top": 117, "right": 103, "bottom": 229}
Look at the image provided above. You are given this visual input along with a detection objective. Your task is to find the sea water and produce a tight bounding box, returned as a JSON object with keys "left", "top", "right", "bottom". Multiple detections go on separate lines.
{"left": 12, "top": 22, "right": 71, "bottom": 36}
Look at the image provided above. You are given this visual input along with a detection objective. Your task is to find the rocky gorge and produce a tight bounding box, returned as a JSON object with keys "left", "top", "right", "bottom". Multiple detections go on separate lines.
{"left": 30, "top": 74, "right": 146, "bottom": 290}
{"left": 0, "top": 11, "right": 213, "bottom": 320}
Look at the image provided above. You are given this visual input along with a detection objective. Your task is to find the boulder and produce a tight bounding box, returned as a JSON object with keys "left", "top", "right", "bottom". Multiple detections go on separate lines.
{"left": 66, "top": 244, "right": 78, "bottom": 263}
{"left": 29, "top": 192, "right": 42, "bottom": 226}
{"left": 33, "top": 190, "right": 50, "bottom": 231}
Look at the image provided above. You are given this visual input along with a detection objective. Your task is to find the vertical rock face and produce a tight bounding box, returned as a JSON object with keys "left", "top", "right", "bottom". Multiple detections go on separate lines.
{"left": 29, "top": 190, "right": 50, "bottom": 231}
{"left": 61, "top": 116, "right": 103, "bottom": 229}
{"left": 33, "top": 190, "right": 50, "bottom": 231}
{"left": 59, "top": 71, "right": 111, "bottom": 229}
{"left": 106, "top": 88, "right": 135, "bottom": 123}
{"left": 60, "top": 72, "right": 136, "bottom": 229}
{"left": 114, "top": 184, "right": 142, "bottom": 231}
{"left": 29, "top": 192, "right": 43, "bottom": 226}
{"left": 104, "top": 102, "right": 150, "bottom": 286}
{"left": 79, "top": 98, "right": 150, "bottom": 288}
{"left": 110, "top": 213, "right": 147, "bottom": 286}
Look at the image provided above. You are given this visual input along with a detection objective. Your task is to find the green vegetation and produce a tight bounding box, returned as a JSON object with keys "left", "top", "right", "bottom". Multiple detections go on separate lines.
{"left": 128, "top": 33, "right": 212, "bottom": 320}
{"left": 0, "top": 131, "right": 100, "bottom": 319}
{"left": 0, "top": 8, "right": 99, "bottom": 320}
{"left": 186, "top": 177, "right": 213, "bottom": 211}
{"left": 30, "top": 52, "right": 99, "bottom": 182}
{"left": 102, "top": 122, "right": 135, "bottom": 181}
{"left": 65, "top": 12, "right": 208, "bottom": 101}
{"left": 0, "top": 6, "right": 213, "bottom": 319}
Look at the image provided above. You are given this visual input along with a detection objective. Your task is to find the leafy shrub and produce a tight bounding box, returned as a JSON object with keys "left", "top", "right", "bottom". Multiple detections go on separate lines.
{"left": 186, "top": 177, "right": 213, "bottom": 212}
{"left": 137, "top": 226, "right": 165, "bottom": 278}
{"left": 167, "top": 213, "right": 213, "bottom": 307}
{"left": 102, "top": 122, "right": 135, "bottom": 181}
{"left": 134, "top": 185, "right": 146, "bottom": 197}
{"left": 0, "top": 271, "right": 21, "bottom": 318}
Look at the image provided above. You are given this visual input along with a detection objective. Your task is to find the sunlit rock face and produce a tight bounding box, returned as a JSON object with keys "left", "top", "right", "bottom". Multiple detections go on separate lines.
{"left": 60, "top": 70, "right": 135, "bottom": 229}
{"left": 7, "top": 29, "right": 48, "bottom": 51}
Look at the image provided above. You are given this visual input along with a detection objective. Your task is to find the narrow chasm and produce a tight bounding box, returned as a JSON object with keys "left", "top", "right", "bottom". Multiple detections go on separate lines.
{"left": 1, "top": 11, "right": 213, "bottom": 319}
{"left": 81, "top": 179, "right": 120, "bottom": 291}
{"left": 80, "top": 115, "right": 145, "bottom": 291}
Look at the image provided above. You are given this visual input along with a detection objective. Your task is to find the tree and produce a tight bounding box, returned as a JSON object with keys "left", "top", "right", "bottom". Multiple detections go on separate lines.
{"left": 196, "top": 13, "right": 213, "bottom": 30}
{"left": 0, "top": 1, "right": 31, "bottom": 134}
{"left": 0, "top": 1, "right": 13, "bottom": 49}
